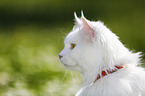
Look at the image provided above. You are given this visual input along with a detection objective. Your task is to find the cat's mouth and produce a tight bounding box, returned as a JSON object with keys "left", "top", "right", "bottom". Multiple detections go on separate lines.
{"left": 62, "top": 63, "right": 73, "bottom": 70}
{"left": 63, "top": 63, "right": 74, "bottom": 67}
{"left": 59, "top": 58, "right": 79, "bottom": 70}
{"left": 60, "top": 59, "right": 74, "bottom": 66}
{"left": 60, "top": 59, "right": 81, "bottom": 71}
{"left": 61, "top": 62, "right": 78, "bottom": 70}
{"left": 60, "top": 61, "right": 70, "bottom": 67}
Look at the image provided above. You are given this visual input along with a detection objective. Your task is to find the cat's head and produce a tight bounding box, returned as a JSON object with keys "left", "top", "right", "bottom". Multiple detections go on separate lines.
{"left": 59, "top": 12, "right": 140, "bottom": 72}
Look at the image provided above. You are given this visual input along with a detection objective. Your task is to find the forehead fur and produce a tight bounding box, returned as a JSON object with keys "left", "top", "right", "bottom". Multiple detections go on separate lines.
{"left": 65, "top": 29, "right": 81, "bottom": 44}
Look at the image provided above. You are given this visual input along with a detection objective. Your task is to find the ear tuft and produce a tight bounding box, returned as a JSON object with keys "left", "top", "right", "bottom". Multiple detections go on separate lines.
{"left": 74, "top": 12, "right": 81, "bottom": 25}
{"left": 81, "top": 10, "right": 85, "bottom": 18}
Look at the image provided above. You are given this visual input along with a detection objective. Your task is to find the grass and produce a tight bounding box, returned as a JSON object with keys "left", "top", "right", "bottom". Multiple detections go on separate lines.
{"left": 0, "top": 24, "right": 81, "bottom": 96}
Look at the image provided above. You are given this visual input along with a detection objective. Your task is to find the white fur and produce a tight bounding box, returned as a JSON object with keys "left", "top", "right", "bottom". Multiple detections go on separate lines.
{"left": 59, "top": 12, "right": 145, "bottom": 96}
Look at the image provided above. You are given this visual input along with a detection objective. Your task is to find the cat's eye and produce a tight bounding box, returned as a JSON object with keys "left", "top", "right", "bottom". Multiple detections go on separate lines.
{"left": 71, "top": 44, "right": 76, "bottom": 49}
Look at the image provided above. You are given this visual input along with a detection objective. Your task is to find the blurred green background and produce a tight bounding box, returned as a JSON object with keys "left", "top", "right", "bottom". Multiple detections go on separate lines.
{"left": 0, "top": 0, "right": 145, "bottom": 96}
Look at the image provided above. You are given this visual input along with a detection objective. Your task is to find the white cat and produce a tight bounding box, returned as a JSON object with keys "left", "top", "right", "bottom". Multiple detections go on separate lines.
{"left": 59, "top": 11, "right": 145, "bottom": 96}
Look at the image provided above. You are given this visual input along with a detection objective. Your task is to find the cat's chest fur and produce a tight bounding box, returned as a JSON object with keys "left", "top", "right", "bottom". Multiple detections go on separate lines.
{"left": 76, "top": 65, "right": 145, "bottom": 96}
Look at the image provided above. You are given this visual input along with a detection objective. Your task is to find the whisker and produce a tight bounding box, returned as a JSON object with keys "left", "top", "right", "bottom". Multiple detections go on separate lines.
{"left": 62, "top": 71, "right": 68, "bottom": 81}
{"left": 74, "top": 72, "right": 78, "bottom": 79}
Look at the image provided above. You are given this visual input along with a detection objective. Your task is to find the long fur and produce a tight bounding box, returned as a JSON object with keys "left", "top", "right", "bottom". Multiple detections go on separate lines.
{"left": 59, "top": 12, "right": 145, "bottom": 96}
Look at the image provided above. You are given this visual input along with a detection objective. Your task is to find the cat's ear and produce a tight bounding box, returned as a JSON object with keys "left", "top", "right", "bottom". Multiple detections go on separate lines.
{"left": 81, "top": 12, "right": 95, "bottom": 42}
{"left": 74, "top": 12, "right": 81, "bottom": 25}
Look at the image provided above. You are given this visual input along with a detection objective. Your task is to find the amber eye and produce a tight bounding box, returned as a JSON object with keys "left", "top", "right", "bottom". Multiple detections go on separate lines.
{"left": 71, "top": 44, "right": 76, "bottom": 49}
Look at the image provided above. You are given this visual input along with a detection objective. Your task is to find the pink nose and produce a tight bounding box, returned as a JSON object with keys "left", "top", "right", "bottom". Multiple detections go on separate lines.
{"left": 59, "top": 55, "right": 63, "bottom": 59}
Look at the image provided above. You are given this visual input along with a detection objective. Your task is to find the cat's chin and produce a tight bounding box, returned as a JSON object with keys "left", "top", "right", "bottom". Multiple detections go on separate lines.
{"left": 63, "top": 63, "right": 76, "bottom": 70}
{"left": 63, "top": 63, "right": 81, "bottom": 71}
{"left": 60, "top": 60, "right": 76, "bottom": 69}
{"left": 59, "top": 59, "right": 81, "bottom": 71}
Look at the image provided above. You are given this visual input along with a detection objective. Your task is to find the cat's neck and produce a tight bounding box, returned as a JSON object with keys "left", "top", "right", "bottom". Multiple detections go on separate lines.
{"left": 80, "top": 65, "right": 100, "bottom": 86}
{"left": 80, "top": 63, "right": 124, "bottom": 86}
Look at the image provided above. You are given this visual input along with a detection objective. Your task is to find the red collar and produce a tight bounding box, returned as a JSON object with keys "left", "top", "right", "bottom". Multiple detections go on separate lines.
{"left": 94, "top": 65, "right": 124, "bottom": 82}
